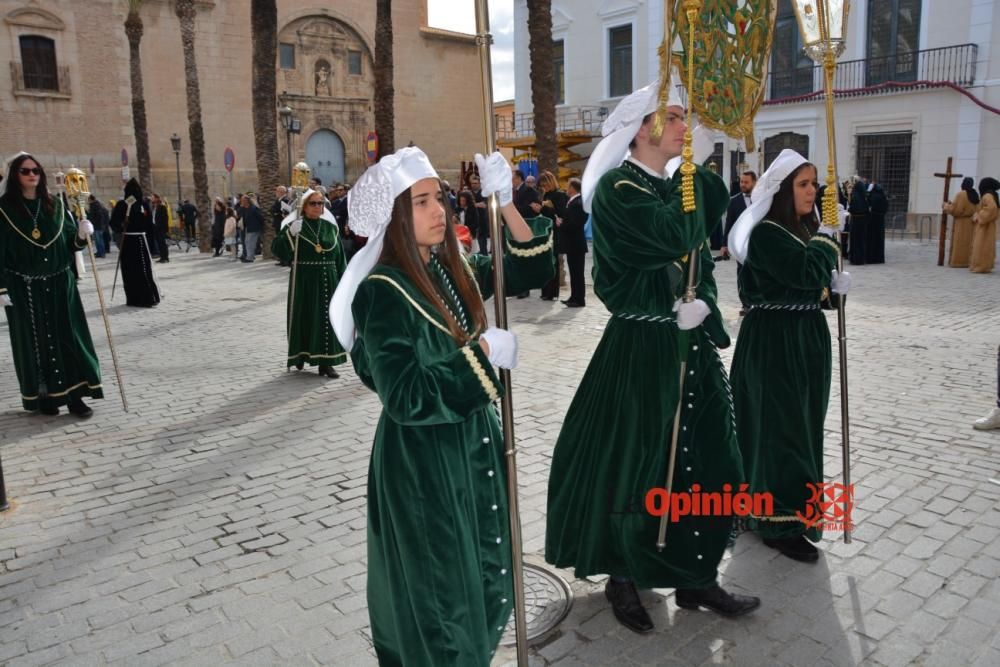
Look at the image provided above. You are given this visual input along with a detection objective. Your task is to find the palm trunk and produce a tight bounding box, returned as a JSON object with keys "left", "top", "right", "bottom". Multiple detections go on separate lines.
{"left": 251, "top": 0, "right": 280, "bottom": 259}
{"left": 176, "top": 0, "right": 212, "bottom": 253}
{"left": 527, "top": 0, "right": 557, "bottom": 176}
{"left": 125, "top": 10, "right": 152, "bottom": 194}
{"left": 374, "top": 0, "right": 395, "bottom": 157}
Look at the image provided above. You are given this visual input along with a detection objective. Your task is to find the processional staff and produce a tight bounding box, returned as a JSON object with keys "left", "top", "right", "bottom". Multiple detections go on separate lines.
{"left": 472, "top": 1, "right": 529, "bottom": 664}
{"left": 286, "top": 162, "right": 312, "bottom": 346}
{"left": 64, "top": 168, "right": 129, "bottom": 412}
{"left": 791, "top": 0, "right": 854, "bottom": 543}
{"left": 934, "top": 157, "right": 963, "bottom": 267}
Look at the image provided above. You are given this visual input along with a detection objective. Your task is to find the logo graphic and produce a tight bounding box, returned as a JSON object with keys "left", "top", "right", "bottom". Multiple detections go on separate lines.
{"left": 796, "top": 482, "right": 854, "bottom": 531}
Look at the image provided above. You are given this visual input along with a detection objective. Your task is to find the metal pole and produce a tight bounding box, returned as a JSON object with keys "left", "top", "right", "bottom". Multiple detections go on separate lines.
{"left": 174, "top": 151, "right": 182, "bottom": 206}
{"left": 473, "top": 2, "right": 528, "bottom": 664}
{"left": 0, "top": 449, "right": 9, "bottom": 512}
{"left": 286, "top": 130, "right": 293, "bottom": 185}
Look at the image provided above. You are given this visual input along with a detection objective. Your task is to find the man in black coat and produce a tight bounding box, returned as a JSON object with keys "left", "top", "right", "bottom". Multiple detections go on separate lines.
{"left": 271, "top": 186, "right": 292, "bottom": 266}
{"left": 150, "top": 193, "right": 170, "bottom": 263}
{"left": 848, "top": 177, "right": 870, "bottom": 265}
{"left": 239, "top": 194, "right": 264, "bottom": 263}
{"left": 559, "top": 177, "right": 588, "bottom": 307}
{"left": 87, "top": 195, "right": 110, "bottom": 257}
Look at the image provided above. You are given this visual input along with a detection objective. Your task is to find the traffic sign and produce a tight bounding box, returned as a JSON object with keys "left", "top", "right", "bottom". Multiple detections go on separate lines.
{"left": 120, "top": 148, "right": 128, "bottom": 167}
{"left": 224, "top": 147, "right": 235, "bottom": 173}
{"left": 366, "top": 131, "right": 379, "bottom": 163}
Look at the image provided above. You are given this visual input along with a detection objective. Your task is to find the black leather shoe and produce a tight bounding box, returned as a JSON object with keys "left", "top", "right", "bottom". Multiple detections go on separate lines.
{"left": 675, "top": 585, "right": 760, "bottom": 617}
{"left": 67, "top": 398, "right": 93, "bottom": 419}
{"left": 605, "top": 579, "right": 654, "bottom": 634}
{"left": 40, "top": 405, "right": 59, "bottom": 416}
{"left": 515, "top": 292, "right": 529, "bottom": 299}
{"left": 561, "top": 300, "right": 585, "bottom": 308}
{"left": 763, "top": 535, "right": 819, "bottom": 563}
{"left": 318, "top": 365, "right": 339, "bottom": 379}
{"left": 294, "top": 361, "right": 304, "bottom": 371}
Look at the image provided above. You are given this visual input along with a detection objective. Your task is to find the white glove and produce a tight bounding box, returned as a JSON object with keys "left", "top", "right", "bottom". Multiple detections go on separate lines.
{"left": 817, "top": 204, "right": 847, "bottom": 237}
{"left": 480, "top": 326, "right": 518, "bottom": 370}
{"left": 830, "top": 270, "right": 852, "bottom": 295}
{"left": 280, "top": 200, "right": 293, "bottom": 214}
{"left": 289, "top": 219, "right": 303, "bottom": 236}
{"left": 673, "top": 298, "right": 711, "bottom": 331}
{"left": 0, "top": 294, "right": 11, "bottom": 308}
{"left": 474, "top": 152, "right": 513, "bottom": 207}
{"left": 77, "top": 219, "right": 94, "bottom": 239}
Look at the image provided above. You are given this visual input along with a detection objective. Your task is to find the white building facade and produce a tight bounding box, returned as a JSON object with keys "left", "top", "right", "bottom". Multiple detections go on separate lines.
{"left": 512, "top": 0, "right": 1000, "bottom": 224}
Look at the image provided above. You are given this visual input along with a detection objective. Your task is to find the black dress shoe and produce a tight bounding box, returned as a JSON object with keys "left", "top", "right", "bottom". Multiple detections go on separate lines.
{"left": 40, "top": 405, "right": 59, "bottom": 416}
{"left": 763, "top": 535, "right": 819, "bottom": 563}
{"left": 318, "top": 365, "right": 339, "bottom": 379}
{"left": 605, "top": 579, "right": 654, "bottom": 634}
{"left": 294, "top": 361, "right": 304, "bottom": 371}
{"left": 67, "top": 398, "right": 93, "bottom": 419}
{"left": 515, "top": 292, "right": 529, "bottom": 299}
{"left": 561, "top": 300, "right": 584, "bottom": 308}
{"left": 675, "top": 585, "right": 760, "bottom": 617}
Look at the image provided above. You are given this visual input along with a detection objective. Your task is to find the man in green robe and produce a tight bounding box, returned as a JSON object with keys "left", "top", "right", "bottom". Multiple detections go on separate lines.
{"left": 545, "top": 81, "right": 760, "bottom": 633}
{"left": 1, "top": 153, "right": 102, "bottom": 417}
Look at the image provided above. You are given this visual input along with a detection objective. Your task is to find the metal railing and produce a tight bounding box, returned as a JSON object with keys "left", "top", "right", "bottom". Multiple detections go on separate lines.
{"left": 768, "top": 43, "right": 978, "bottom": 101}
{"left": 10, "top": 61, "right": 71, "bottom": 96}
{"left": 496, "top": 105, "right": 607, "bottom": 140}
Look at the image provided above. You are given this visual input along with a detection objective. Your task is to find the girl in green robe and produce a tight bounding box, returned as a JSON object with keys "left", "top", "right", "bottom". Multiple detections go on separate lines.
{"left": 329, "top": 148, "right": 554, "bottom": 666}
{"left": 0, "top": 153, "right": 102, "bottom": 417}
{"left": 727, "top": 149, "right": 851, "bottom": 562}
{"left": 272, "top": 189, "right": 347, "bottom": 377}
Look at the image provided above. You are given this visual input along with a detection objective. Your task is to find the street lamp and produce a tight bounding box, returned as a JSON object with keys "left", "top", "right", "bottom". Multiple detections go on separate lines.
{"left": 279, "top": 105, "right": 293, "bottom": 184}
{"left": 170, "top": 133, "right": 182, "bottom": 207}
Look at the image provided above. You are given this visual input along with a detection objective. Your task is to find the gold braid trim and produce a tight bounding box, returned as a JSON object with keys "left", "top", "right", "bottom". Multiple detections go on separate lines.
{"left": 461, "top": 346, "right": 499, "bottom": 401}
{"left": 22, "top": 380, "right": 103, "bottom": 401}
{"left": 811, "top": 234, "right": 842, "bottom": 257}
{"left": 613, "top": 180, "right": 654, "bottom": 197}
{"left": 367, "top": 274, "right": 451, "bottom": 337}
{"left": 508, "top": 233, "right": 553, "bottom": 258}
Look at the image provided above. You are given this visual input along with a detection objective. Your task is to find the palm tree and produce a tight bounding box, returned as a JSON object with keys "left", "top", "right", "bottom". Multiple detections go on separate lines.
{"left": 374, "top": 0, "right": 394, "bottom": 157}
{"left": 526, "top": 0, "right": 557, "bottom": 176}
{"left": 175, "top": 0, "right": 212, "bottom": 252}
{"left": 251, "top": 0, "right": 279, "bottom": 259}
{"left": 124, "top": 0, "right": 152, "bottom": 193}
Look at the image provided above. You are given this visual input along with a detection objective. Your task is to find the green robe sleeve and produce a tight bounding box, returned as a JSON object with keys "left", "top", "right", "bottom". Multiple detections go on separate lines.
{"left": 747, "top": 222, "right": 840, "bottom": 290}
{"left": 695, "top": 243, "right": 731, "bottom": 348}
{"left": 596, "top": 165, "right": 728, "bottom": 270}
{"left": 352, "top": 276, "right": 504, "bottom": 427}
{"left": 271, "top": 226, "right": 294, "bottom": 263}
{"left": 466, "top": 216, "right": 555, "bottom": 299}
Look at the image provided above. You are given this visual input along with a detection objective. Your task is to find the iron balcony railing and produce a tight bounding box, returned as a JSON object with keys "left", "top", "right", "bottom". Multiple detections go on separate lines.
{"left": 768, "top": 43, "right": 978, "bottom": 102}
{"left": 10, "top": 61, "right": 71, "bottom": 96}
{"left": 496, "top": 105, "right": 607, "bottom": 140}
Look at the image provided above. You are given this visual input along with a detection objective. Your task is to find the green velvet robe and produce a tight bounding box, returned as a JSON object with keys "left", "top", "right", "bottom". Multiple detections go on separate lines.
{"left": 350, "top": 227, "right": 554, "bottom": 667}
{"left": 730, "top": 221, "right": 841, "bottom": 540}
{"left": 271, "top": 218, "right": 347, "bottom": 368}
{"left": 545, "top": 162, "right": 740, "bottom": 590}
{"left": 0, "top": 195, "right": 103, "bottom": 411}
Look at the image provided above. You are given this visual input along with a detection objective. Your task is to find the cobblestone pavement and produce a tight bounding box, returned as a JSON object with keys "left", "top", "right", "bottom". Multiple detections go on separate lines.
{"left": 1, "top": 239, "right": 998, "bottom": 666}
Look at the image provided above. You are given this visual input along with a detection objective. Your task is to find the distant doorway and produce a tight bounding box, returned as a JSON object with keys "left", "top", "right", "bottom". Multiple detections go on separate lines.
{"left": 305, "top": 129, "right": 345, "bottom": 187}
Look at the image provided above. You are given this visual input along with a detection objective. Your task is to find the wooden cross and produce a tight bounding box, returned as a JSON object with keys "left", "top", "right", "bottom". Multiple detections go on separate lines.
{"left": 934, "top": 157, "right": 963, "bottom": 266}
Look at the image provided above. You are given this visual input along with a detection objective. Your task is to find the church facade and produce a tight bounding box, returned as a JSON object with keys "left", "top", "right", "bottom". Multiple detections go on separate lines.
{"left": 0, "top": 0, "right": 487, "bottom": 201}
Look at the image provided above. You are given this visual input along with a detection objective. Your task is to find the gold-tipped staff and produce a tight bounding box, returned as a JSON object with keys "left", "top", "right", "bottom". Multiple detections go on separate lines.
{"left": 655, "top": 0, "right": 703, "bottom": 552}
{"left": 64, "top": 167, "right": 129, "bottom": 412}
{"left": 791, "top": 0, "right": 853, "bottom": 543}
{"left": 473, "top": 2, "right": 528, "bottom": 663}
{"left": 286, "top": 162, "right": 312, "bottom": 346}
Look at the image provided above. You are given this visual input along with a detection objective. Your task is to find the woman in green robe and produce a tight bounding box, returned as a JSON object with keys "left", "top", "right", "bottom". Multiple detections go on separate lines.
{"left": 727, "top": 149, "right": 851, "bottom": 562}
{"left": 329, "top": 148, "right": 553, "bottom": 666}
{"left": 272, "top": 189, "right": 347, "bottom": 377}
{"left": 0, "top": 153, "right": 102, "bottom": 417}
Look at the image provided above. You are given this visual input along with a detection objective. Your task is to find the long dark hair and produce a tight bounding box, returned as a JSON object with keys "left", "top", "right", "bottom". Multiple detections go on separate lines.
{"left": 766, "top": 162, "right": 819, "bottom": 243}
{"left": 961, "top": 176, "right": 980, "bottom": 205}
{"left": 457, "top": 189, "right": 475, "bottom": 210}
{"left": 1, "top": 153, "right": 55, "bottom": 216}
{"left": 380, "top": 182, "right": 488, "bottom": 343}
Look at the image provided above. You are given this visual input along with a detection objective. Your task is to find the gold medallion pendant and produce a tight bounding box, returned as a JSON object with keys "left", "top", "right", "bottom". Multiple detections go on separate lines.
{"left": 315, "top": 243, "right": 323, "bottom": 253}
{"left": 31, "top": 228, "right": 41, "bottom": 240}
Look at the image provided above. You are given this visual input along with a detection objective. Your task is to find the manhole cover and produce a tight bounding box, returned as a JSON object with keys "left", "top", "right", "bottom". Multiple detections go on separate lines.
{"left": 499, "top": 563, "right": 573, "bottom": 645}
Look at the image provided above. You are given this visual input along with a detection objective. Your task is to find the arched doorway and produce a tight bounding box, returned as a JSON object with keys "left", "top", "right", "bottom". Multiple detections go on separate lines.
{"left": 305, "top": 129, "right": 345, "bottom": 186}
